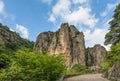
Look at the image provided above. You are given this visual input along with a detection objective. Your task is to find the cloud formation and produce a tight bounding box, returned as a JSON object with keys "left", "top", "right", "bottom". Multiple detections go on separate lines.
{"left": 72, "top": 0, "right": 88, "bottom": 4}
{"left": 84, "top": 28, "right": 108, "bottom": 46}
{"left": 48, "top": 0, "right": 71, "bottom": 23}
{"left": 101, "top": 3, "right": 117, "bottom": 17}
{"left": 65, "top": 7, "right": 98, "bottom": 28}
{"left": 48, "top": 0, "right": 98, "bottom": 28}
{"left": 84, "top": 17, "right": 113, "bottom": 50}
{"left": 48, "top": 0, "right": 117, "bottom": 50}
{"left": 0, "top": 0, "right": 15, "bottom": 21}
{"left": 0, "top": 0, "right": 4, "bottom": 14}
{"left": 16, "top": 24, "right": 29, "bottom": 39}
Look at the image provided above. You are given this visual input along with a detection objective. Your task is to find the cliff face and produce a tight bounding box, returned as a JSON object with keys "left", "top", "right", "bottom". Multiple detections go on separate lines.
{"left": 105, "top": 61, "right": 120, "bottom": 81}
{"left": 34, "top": 23, "right": 85, "bottom": 68}
{"left": 86, "top": 44, "right": 107, "bottom": 68}
{"left": 0, "top": 26, "right": 19, "bottom": 43}
{"left": 0, "top": 23, "right": 34, "bottom": 50}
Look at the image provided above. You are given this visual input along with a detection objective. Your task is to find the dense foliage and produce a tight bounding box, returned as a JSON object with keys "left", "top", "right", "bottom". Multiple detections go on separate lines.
{"left": 103, "top": 3, "right": 120, "bottom": 69}
{"left": 0, "top": 48, "right": 66, "bottom": 81}
{"left": 103, "top": 4, "right": 120, "bottom": 81}
{"left": 104, "top": 4, "right": 120, "bottom": 45}
{"left": 102, "top": 43, "right": 120, "bottom": 71}
{"left": 0, "top": 22, "right": 66, "bottom": 81}
{"left": 0, "top": 47, "right": 13, "bottom": 69}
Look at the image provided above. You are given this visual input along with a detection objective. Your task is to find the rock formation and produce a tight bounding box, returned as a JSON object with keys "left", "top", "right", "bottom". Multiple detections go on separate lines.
{"left": 86, "top": 44, "right": 107, "bottom": 68}
{"left": 105, "top": 61, "right": 120, "bottom": 81}
{"left": 0, "top": 27, "right": 19, "bottom": 43}
{"left": 34, "top": 23, "right": 86, "bottom": 68}
{"left": 0, "top": 23, "right": 34, "bottom": 50}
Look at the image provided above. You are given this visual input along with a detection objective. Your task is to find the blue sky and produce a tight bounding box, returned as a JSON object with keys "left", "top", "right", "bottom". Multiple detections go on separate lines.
{"left": 0, "top": 0, "right": 120, "bottom": 50}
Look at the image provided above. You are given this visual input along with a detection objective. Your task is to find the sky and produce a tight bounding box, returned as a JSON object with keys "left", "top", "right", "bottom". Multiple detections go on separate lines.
{"left": 0, "top": 0, "right": 120, "bottom": 50}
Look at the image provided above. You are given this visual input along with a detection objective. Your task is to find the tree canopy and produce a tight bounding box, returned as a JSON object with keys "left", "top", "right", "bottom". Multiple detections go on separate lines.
{"left": 104, "top": 4, "right": 120, "bottom": 45}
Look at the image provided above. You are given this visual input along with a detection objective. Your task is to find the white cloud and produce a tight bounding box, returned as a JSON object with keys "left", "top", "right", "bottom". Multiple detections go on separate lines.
{"left": 0, "top": 0, "right": 4, "bottom": 14}
{"left": 84, "top": 17, "right": 113, "bottom": 50}
{"left": 48, "top": 14, "right": 56, "bottom": 22}
{"left": 65, "top": 7, "right": 98, "bottom": 28}
{"left": 72, "top": 0, "right": 88, "bottom": 4}
{"left": 16, "top": 24, "right": 29, "bottom": 39}
{"left": 48, "top": 0, "right": 71, "bottom": 22}
{"left": 52, "top": 0, "right": 71, "bottom": 15}
{"left": 101, "top": 3, "right": 117, "bottom": 17}
{"left": 0, "top": 0, "right": 13, "bottom": 19}
{"left": 84, "top": 28, "right": 108, "bottom": 46}
{"left": 84, "top": 28, "right": 110, "bottom": 50}
{"left": 10, "top": 28, "right": 15, "bottom": 32}
{"left": 48, "top": 0, "right": 98, "bottom": 28}
{"left": 48, "top": 0, "right": 115, "bottom": 50}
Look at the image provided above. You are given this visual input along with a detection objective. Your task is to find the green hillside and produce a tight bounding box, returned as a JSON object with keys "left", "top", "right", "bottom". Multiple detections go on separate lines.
{"left": 0, "top": 23, "right": 34, "bottom": 50}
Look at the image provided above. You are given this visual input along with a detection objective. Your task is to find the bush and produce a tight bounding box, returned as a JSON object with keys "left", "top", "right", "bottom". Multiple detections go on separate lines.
{"left": 102, "top": 43, "right": 120, "bottom": 71}
{"left": 0, "top": 54, "right": 10, "bottom": 69}
{"left": 65, "top": 64, "right": 92, "bottom": 75}
{"left": 0, "top": 47, "right": 13, "bottom": 69}
{"left": 0, "top": 48, "right": 66, "bottom": 81}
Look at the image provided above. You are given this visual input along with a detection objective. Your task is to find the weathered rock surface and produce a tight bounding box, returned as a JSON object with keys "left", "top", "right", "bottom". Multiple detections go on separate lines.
{"left": 0, "top": 23, "right": 34, "bottom": 49}
{"left": 105, "top": 61, "right": 120, "bottom": 81}
{"left": 34, "top": 23, "right": 85, "bottom": 68}
{"left": 86, "top": 44, "right": 107, "bottom": 68}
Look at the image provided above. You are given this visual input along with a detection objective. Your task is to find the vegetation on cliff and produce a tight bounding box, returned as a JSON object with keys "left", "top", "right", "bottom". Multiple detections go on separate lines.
{"left": 104, "top": 4, "right": 120, "bottom": 46}
{"left": 0, "top": 23, "right": 34, "bottom": 50}
{"left": 0, "top": 23, "right": 66, "bottom": 81}
{"left": 103, "top": 4, "right": 120, "bottom": 81}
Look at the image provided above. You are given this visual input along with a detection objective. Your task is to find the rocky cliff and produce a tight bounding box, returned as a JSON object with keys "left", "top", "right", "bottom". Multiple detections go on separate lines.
{"left": 86, "top": 44, "right": 107, "bottom": 69}
{"left": 0, "top": 23, "right": 34, "bottom": 50}
{"left": 105, "top": 61, "right": 120, "bottom": 81}
{"left": 34, "top": 23, "right": 85, "bottom": 68}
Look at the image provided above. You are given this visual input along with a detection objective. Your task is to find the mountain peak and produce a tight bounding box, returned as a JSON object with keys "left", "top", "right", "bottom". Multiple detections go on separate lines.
{"left": 34, "top": 23, "right": 85, "bottom": 68}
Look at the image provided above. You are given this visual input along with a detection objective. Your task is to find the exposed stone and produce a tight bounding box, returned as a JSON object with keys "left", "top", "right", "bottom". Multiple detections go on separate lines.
{"left": 86, "top": 44, "right": 107, "bottom": 68}
{"left": 34, "top": 31, "right": 54, "bottom": 53}
{"left": 105, "top": 61, "right": 120, "bottom": 81}
{"left": 0, "top": 28, "right": 19, "bottom": 43}
{"left": 0, "top": 24, "right": 34, "bottom": 49}
{"left": 34, "top": 23, "right": 86, "bottom": 68}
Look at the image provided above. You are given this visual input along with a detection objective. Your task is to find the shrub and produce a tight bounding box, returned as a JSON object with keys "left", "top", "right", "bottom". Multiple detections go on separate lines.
{"left": 102, "top": 43, "right": 120, "bottom": 71}
{"left": 0, "top": 48, "right": 66, "bottom": 81}
{"left": 0, "top": 47, "right": 13, "bottom": 69}
{"left": 65, "top": 64, "right": 92, "bottom": 75}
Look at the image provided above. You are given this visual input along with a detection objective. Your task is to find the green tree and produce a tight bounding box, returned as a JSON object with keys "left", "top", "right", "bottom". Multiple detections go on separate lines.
{"left": 0, "top": 47, "right": 13, "bottom": 69}
{"left": 104, "top": 4, "right": 120, "bottom": 45}
{"left": 103, "top": 4, "right": 120, "bottom": 68}
{"left": 0, "top": 48, "right": 66, "bottom": 81}
{"left": 102, "top": 44, "right": 120, "bottom": 71}
{"left": 103, "top": 4, "right": 120, "bottom": 80}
